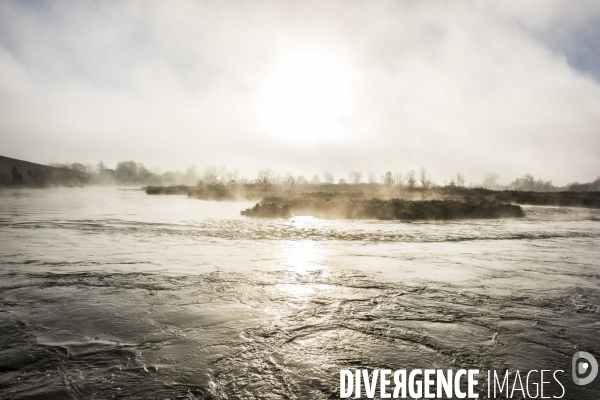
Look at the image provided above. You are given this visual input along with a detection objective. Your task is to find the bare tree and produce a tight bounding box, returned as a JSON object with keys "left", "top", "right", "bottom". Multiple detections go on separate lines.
{"left": 185, "top": 166, "right": 198, "bottom": 184}
{"left": 482, "top": 173, "right": 500, "bottom": 189}
{"left": 406, "top": 169, "right": 417, "bottom": 188}
{"left": 226, "top": 168, "right": 240, "bottom": 184}
{"left": 419, "top": 167, "right": 432, "bottom": 188}
{"left": 456, "top": 172, "right": 465, "bottom": 187}
{"left": 151, "top": 166, "right": 163, "bottom": 176}
{"left": 51, "top": 162, "right": 93, "bottom": 173}
{"left": 456, "top": 171, "right": 465, "bottom": 187}
{"left": 282, "top": 173, "right": 297, "bottom": 193}
{"left": 202, "top": 166, "right": 219, "bottom": 183}
{"left": 215, "top": 165, "right": 228, "bottom": 183}
{"left": 394, "top": 172, "right": 404, "bottom": 187}
{"left": 382, "top": 171, "right": 394, "bottom": 186}
{"left": 297, "top": 175, "right": 307, "bottom": 186}
{"left": 367, "top": 171, "right": 377, "bottom": 184}
{"left": 323, "top": 172, "right": 334, "bottom": 184}
{"left": 311, "top": 174, "right": 321, "bottom": 184}
{"left": 338, "top": 178, "right": 347, "bottom": 184}
{"left": 66, "top": 162, "right": 90, "bottom": 173}
{"left": 256, "top": 168, "right": 275, "bottom": 186}
{"left": 96, "top": 161, "right": 107, "bottom": 173}
{"left": 138, "top": 163, "right": 154, "bottom": 183}
{"left": 348, "top": 171, "right": 363, "bottom": 185}
{"left": 272, "top": 173, "right": 283, "bottom": 185}
{"left": 508, "top": 174, "right": 554, "bottom": 191}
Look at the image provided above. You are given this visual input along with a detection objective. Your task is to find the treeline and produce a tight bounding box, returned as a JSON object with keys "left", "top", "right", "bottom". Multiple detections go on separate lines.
{"left": 480, "top": 173, "right": 600, "bottom": 192}
{"left": 51, "top": 160, "right": 599, "bottom": 192}
{"left": 51, "top": 161, "right": 203, "bottom": 186}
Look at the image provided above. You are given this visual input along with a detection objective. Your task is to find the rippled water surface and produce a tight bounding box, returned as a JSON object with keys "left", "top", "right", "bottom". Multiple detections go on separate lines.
{"left": 1, "top": 188, "right": 599, "bottom": 399}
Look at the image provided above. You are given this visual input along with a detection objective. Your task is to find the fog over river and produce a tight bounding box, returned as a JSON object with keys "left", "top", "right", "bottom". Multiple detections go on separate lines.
{"left": 0, "top": 188, "right": 599, "bottom": 399}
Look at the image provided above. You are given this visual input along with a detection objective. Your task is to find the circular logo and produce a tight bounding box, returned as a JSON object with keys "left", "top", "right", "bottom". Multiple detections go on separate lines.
{"left": 572, "top": 351, "right": 598, "bottom": 386}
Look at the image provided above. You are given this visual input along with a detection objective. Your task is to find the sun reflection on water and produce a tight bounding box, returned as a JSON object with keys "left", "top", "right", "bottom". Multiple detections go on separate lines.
{"left": 274, "top": 283, "right": 316, "bottom": 302}
{"left": 277, "top": 238, "right": 325, "bottom": 274}
{"left": 274, "top": 221, "right": 328, "bottom": 301}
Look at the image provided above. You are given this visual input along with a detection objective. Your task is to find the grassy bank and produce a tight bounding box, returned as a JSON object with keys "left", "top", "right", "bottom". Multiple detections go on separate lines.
{"left": 146, "top": 184, "right": 600, "bottom": 208}
{"left": 487, "top": 190, "right": 600, "bottom": 208}
{"left": 241, "top": 197, "right": 524, "bottom": 220}
{"left": 145, "top": 183, "right": 268, "bottom": 201}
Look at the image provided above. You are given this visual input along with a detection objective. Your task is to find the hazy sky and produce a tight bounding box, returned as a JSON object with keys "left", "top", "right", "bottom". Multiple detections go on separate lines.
{"left": 1, "top": 0, "right": 599, "bottom": 185}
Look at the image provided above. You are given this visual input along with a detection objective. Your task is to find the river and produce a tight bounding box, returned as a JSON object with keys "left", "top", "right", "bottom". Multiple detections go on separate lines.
{"left": 0, "top": 187, "right": 599, "bottom": 399}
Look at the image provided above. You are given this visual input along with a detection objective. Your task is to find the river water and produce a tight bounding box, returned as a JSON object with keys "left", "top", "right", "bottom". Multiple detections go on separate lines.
{"left": 0, "top": 188, "right": 599, "bottom": 399}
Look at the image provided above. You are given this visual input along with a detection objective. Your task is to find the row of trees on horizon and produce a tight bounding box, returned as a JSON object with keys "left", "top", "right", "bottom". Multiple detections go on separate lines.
{"left": 49, "top": 160, "right": 600, "bottom": 193}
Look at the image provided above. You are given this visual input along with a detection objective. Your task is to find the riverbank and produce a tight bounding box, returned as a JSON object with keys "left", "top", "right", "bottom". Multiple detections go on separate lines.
{"left": 145, "top": 184, "right": 600, "bottom": 209}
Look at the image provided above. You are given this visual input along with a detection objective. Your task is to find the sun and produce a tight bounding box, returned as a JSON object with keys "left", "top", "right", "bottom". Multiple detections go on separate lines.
{"left": 257, "top": 50, "right": 353, "bottom": 142}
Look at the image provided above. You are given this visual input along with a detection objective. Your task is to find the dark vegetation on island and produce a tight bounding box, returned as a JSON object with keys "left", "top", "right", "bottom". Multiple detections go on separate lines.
{"left": 241, "top": 197, "right": 524, "bottom": 220}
